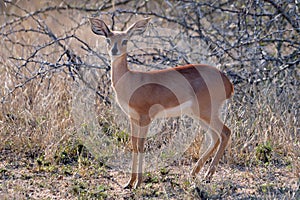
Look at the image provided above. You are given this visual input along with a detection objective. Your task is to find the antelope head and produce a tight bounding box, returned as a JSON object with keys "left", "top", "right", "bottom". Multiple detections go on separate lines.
{"left": 89, "top": 17, "right": 151, "bottom": 58}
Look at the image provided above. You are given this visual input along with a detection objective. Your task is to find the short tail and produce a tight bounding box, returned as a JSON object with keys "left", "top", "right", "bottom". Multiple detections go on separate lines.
{"left": 221, "top": 72, "right": 234, "bottom": 99}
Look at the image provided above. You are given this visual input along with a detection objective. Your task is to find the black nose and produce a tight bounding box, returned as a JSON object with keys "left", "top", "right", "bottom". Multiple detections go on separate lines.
{"left": 111, "top": 43, "right": 118, "bottom": 55}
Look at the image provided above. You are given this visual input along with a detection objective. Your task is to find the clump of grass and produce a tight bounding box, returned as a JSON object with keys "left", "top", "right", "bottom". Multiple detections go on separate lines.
{"left": 227, "top": 79, "right": 299, "bottom": 170}
{"left": 255, "top": 141, "right": 273, "bottom": 164}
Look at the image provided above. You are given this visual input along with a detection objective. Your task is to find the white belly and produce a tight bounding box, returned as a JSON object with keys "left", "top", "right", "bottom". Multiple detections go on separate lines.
{"left": 117, "top": 98, "right": 194, "bottom": 121}
{"left": 154, "top": 100, "right": 193, "bottom": 118}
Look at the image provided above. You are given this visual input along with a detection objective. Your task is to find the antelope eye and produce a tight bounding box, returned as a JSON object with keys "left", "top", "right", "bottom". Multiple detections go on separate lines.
{"left": 122, "top": 39, "right": 128, "bottom": 45}
{"left": 106, "top": 38, "right": 111, "bottom": 45}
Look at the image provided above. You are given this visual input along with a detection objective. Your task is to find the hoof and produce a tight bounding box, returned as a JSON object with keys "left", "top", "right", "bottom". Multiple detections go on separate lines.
{"left": 124, "top": 181, "right": 141, "bottom": 189}
{"left": 204, "top": 178, "right": 211, "bottom": 183}
{"left": 190, "top": 171, "right": 197, "bottom": 180}
{"left": 133, "top": 180, "right": 142, "bottom": 189}
{"left": 204, "top": 167, "right": 215, "bottom": 182}
{"left": 123, "top": 183, "right": 133, "bottom": 189}
{"left": 123, "top": 180, "right": 134, "bottom": 189}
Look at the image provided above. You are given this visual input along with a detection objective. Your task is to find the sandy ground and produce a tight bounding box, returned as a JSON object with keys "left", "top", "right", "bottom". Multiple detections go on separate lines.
{"left": 0, "top": 151, "right": 299, "bottom": 199}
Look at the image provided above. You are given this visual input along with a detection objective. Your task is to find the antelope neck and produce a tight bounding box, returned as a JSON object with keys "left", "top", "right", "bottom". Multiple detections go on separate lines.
{"left": 111, "top": 53, "right": 129, "bottom": 87}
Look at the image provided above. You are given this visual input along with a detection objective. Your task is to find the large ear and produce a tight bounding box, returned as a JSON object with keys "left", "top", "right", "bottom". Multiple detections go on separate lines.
{"left": 89, "top": 18, "right": 112, "bottom": 37}
{"left": 126, "top": 18, "right": 151, "bottom": 37}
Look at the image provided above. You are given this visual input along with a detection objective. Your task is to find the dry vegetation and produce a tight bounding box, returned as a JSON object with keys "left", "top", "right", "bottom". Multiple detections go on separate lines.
{"left": 0, "top": 0, "right": 299, "bottom": 199}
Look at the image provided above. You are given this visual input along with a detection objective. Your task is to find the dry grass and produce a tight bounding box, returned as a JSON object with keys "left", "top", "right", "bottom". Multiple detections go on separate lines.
{"left": 0, "top": 0, "right": 299, "bottom": 199}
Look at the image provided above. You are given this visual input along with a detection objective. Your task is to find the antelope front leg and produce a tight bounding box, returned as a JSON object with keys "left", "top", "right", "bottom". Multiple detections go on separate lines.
{"left": 134, "top": 137, "right": 146, "bottom": 189}
{"left": 124, "top": 118, "right": 149, "bottom": 189}
{"left": 124, "top": 136, "right": 138, "bottom": 189}
{"left": 131, "top": 116, "right": 150, "bottom": 189}
{"left": 124, "top": 119, "right": 140, "bottom": 189}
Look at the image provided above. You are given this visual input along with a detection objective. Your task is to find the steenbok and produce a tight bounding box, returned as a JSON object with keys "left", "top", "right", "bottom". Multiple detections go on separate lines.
{"left": 89, "top": 17, "right": 234, "bottom": 189}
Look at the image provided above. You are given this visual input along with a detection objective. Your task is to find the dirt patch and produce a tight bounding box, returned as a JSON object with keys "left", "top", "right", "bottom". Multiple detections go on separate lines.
{"left": 1, "top": 152, "right": 299, "bottom": 199}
